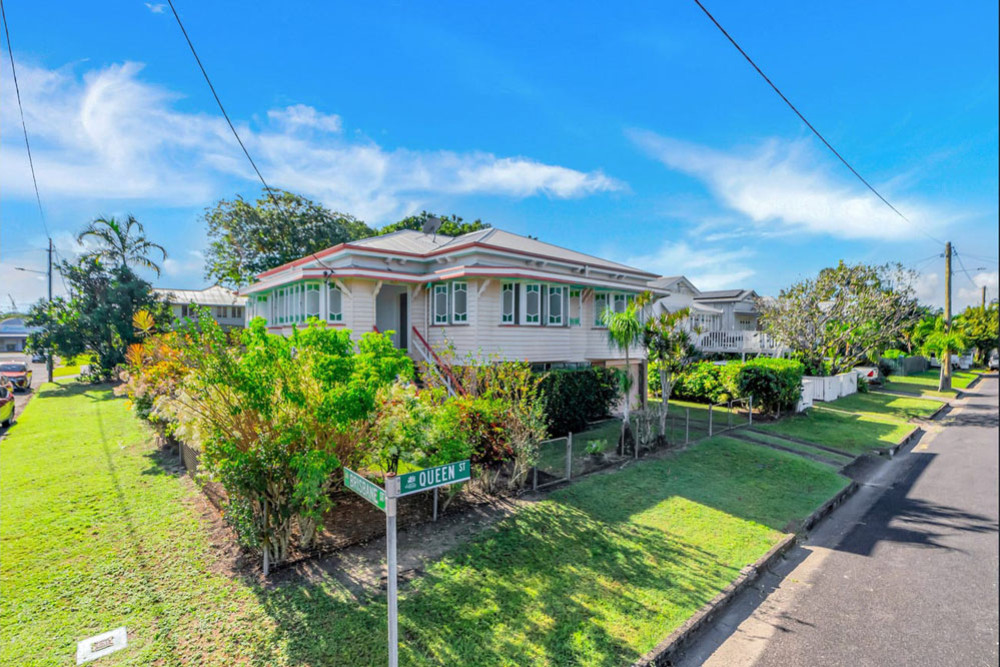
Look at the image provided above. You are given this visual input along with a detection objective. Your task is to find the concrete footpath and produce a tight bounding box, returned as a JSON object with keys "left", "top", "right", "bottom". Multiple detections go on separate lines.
{"left": 675, "top": 376, "right": 999, "bottom": 667}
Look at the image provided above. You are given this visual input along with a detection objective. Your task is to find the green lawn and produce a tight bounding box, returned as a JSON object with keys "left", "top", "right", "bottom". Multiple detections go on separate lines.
{"left": 812, "top": 392, "right": 942, "bottom": 422}
{"left": 740, "top": 430, "right": 854, "bottom": 467}
{"left": 884, "top": 369, "right": 977, "bottom": 397}
{"left": 2, "top": 384, "right": 848, "bottom": 666}
{"left": 757, "top": 403, "right": 915, "bottom": 455}
{"left": 52, "top": 354, "right": 95, "bottom": 378}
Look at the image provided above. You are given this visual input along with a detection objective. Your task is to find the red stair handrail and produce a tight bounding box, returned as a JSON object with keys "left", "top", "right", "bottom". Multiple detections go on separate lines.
{"left": 411, "top": 326, "right": 465, "bottom": 395}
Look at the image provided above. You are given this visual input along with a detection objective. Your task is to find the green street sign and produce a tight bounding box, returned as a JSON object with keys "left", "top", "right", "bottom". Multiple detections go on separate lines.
{"left": 344, "top": 468, "right": 386, "bottom": 511}
{"left": 397, "top": 460, "right": 471, "bottom": 497}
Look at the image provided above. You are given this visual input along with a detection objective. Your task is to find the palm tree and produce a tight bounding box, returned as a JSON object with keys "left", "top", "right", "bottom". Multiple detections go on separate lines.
{"left": 78, "top": 215, "right": 167, "bottom": 276}
{"left": 602, "top": 293, "right": 648, "bottom": 452}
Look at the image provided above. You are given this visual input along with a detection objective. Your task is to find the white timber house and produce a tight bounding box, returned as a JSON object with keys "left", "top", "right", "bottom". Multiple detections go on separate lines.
{"left": 240, "top": 228, "right": 665, "bottom": 403}
{"left": 647, "top": 277, "right": 786, "bottom": 358}
{"left": 153, "top": 285, "right": 247, "bottom": 331}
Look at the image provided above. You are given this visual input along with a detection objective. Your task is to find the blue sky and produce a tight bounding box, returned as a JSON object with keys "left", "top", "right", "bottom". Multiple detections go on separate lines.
{"left": 2, "top": 1, "right": 997, "bottom": 310}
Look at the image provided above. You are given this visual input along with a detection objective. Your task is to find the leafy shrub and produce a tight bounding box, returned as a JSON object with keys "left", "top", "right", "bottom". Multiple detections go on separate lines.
{"left": 537, "top": 367, "right": 621, "bottom": 436}
{"left": 877, "top": 358, "right": 895, "bottom": 378}
{"left": 673, "top": 361, "right": 741, "bottom": 404}
{"left": 735, "top": 358, "right": 804, "bottom": 416}
{"left": 883, "top": 349, "right": 908, "bottom": 359}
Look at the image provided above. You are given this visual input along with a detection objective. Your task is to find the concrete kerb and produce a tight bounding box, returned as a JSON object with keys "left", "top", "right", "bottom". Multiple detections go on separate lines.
{"left": 632, "top": 479, "right": 862, "bottom": 667}
{"left": 875, "top": 426, "right": 923, "bottom": 458}
{"left": 632, "top": 534, "right": 797, "bottom": 667}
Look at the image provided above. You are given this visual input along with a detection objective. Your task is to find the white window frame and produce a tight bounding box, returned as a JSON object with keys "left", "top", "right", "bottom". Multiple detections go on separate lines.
{"left": 433, "top": 284, "right": 450, "bottom": 325}
{"left": 522, "top": 283, "right": 541, "bottom": 326}
{"left": 568, "top": 289, "right": 581, "bottom": 327}
{"left": 451, "top": 282, "right": 468, "bottom": 324}
{"left": 327, "top": 284, "right": 343, "bottom": 322}
{"left": 547, "top": 285, "right": 565, "bottom": 326}
{"left": 594, "top": 293, "right": 609, "bottom": 327}
{"left": 501, "top": 283, "right": 516, "bottom": 324}
{"left": 305, "top": 283, "right": 321, "bottom": 319}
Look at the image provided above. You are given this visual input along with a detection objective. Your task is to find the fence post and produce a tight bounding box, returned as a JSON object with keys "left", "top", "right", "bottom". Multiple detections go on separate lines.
{"left": 708, "top": 404, "right": 713, "bottom": 437}
{"left": 533, "top": 465, "right": 538, "bottom": 491}
{"left": 685, "top": 407, "right": 690, "bottom": 445}
{"left": 749, "top": 396, "right": 753, "bottom": 426}
{"left": 728, "top": 400, "right": 733, "bottom": 429}
{"left": 567, "top": 432, "right": 574, "bottom": 480}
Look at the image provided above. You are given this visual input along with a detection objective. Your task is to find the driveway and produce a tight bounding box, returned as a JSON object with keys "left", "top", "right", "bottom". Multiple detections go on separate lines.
{"left": 0, "top": 352, "right": 48, "bottom": 436}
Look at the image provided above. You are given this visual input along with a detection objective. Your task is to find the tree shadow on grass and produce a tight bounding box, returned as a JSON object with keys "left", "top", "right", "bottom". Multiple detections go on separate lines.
{"left": 246, "top": 500, "right": 732, "bottom": 667}
{"left": 43, "top": 380, "right": 118, "bottom": 402}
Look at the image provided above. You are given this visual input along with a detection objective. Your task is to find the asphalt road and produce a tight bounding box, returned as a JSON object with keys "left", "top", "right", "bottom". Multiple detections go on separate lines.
{"left": 0, "top": 352, "right": 48, "bottom": 435}
{"left": 677, "top": 375, "right": 999, "bottom": 667}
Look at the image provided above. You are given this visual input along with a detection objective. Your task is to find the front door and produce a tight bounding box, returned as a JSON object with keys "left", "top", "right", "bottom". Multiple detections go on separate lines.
{"left": 375, "top": 285, "right": 409, "bottom": 349}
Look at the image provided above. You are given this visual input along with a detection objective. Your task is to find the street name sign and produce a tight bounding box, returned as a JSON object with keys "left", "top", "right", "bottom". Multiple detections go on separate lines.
{"left": 397, "top": 460, "right": 471, "bottom": 497}
{"left": 343, "top": 468, "right": 386, "bottom": 511}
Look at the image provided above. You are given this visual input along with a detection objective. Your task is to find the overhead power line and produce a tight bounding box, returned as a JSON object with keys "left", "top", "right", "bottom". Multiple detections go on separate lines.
{"left": 690, "top": 0, "right": 944, "bottom": 246}
{"left": 953, "top": 249, "right": 984, "bottom": 290}
{"left": 165, "top": 0, "right": 337, "bottom": 281}
{"left": 0, "top": 0, "right": 49, "bottom": 239}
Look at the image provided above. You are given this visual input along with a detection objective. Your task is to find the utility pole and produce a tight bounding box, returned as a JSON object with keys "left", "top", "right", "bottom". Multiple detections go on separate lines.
{"left": 983, "top": 286, "right": 987, "bottom": 310}
{"left": 941, "top": 241, "right": 952, "bottom": 391}
{"left": 47, "top": 238, "right": 54, "bottom": 383}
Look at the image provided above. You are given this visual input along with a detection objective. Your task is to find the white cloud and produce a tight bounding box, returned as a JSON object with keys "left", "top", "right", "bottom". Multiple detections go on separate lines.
{"left": 162, "top": 249, "right": 205, "bottom": 279}
{"left": 267, "top": 104, "right": 342, "bottom": 134}
{"left": 628, "top": 130, "right": 960, "bottom": 242}
{"left": 625, "top": 240, "right": 755, "bottom": 291}
{"left": 145, "top": 3, "right": 165, "bottom": 13}
{"left": 911, "top": 269, "right": 998, "bottom": 310}
{"left": 0, "top": 59, "right": 622, "bottom": 222}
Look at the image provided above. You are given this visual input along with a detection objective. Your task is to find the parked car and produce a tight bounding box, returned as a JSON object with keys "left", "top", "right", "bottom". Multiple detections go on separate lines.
{"left": 0, "top": 381, "right": 13, "bottom": 427}
{"left": 0, "top": 362, "right": 32, "bottom": 392}
{"left": 989, "top": 350, "right": 999, "bottom": 371}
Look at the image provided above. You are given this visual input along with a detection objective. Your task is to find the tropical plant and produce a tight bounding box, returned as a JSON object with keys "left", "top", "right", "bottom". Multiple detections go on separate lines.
{"left": 26, "top": 257, "right": 172, "bottom": 380}
{"left": 920, "top": 319, "right": 968, "bottom": 391}
{"left": 78, "top": 214, "right": 167, "bottom": 276}
{"left": 956, "top": 304, "right": 999, "bottom": 363}
{"left": 158, "top": 316, "right": 413, "bottom": 567}
{"left": 601, "top": 293, "right": 647, "bottom": 449}
{"left": 759, "top": 261, "right": 921, "bottom": 375}
{"left": 643, "top": 307, "right": 699, "bottom": 437}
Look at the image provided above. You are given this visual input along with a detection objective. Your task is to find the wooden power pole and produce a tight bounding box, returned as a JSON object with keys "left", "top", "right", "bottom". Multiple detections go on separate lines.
{"left": 941, "top": 241, "right": 952, "bottom": 391}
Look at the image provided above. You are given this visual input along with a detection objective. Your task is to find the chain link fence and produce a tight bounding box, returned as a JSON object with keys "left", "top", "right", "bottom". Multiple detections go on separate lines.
{"left": 530, "top": 398, "right": 754, "bottom": 488}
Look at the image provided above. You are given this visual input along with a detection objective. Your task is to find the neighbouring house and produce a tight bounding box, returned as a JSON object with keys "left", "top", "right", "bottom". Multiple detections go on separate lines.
{"left": 153, "top": 285, "right": 247, "bottom": 330}
{"left": 0, "top": 318, "right": 40, "bottom": 353}
{"left": 239, "top": 228, "right": 666, "bottom": 405}
{"left": 648, "top": 278, "right": 785, "bottom": 359}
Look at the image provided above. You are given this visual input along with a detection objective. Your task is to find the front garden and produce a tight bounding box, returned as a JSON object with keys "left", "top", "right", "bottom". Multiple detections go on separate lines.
{"left": 1, "top": 381, "right": 848, "bottom": 665}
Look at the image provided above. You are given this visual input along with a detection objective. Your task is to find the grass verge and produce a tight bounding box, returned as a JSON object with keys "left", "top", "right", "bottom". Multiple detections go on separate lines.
{"left": 2, "top": 385, "right": 847, "bottom": 666}
{"left": 884, "top": 369, "right": 977, "bottom": 397}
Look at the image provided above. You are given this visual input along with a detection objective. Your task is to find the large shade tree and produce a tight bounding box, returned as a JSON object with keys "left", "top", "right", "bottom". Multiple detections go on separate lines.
{"left": 956, "top": 304, "right": 999, "bottom": 363}
{"left": 377, "top": 211, "right": 489, "bottom": 237}
{"left": 203, "top": 189, "right": 374, "bottom": 288}
{"left": 759, "top": 261, "right": 921, "bottom": 376}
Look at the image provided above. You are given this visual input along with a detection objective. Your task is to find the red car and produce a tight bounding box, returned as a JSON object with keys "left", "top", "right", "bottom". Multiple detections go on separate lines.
{"left": 0, "top": 362, "right": 32, "bottom": 392}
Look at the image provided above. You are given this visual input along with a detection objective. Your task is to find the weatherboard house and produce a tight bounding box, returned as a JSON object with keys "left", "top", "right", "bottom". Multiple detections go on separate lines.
{"left": 240, "top": 227, "right": 665, "bottom": 401}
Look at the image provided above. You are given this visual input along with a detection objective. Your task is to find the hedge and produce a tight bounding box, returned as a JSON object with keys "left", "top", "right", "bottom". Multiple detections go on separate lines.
{"left": 735, "top": 358, "right": 804, "bottom": 415}
{"left": 671, "top": 361, "right": 741, "bottom": 404}
{"left": 537, "top": 367, "right": 621, "bottom": 437}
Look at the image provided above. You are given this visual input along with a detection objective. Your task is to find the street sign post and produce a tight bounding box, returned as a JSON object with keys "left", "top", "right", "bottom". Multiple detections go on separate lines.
{"left": 342, "top": 461, "right": 470, "bottom": 667}
{"left": 397, "top": 460, "right": 471, "bottom": 497}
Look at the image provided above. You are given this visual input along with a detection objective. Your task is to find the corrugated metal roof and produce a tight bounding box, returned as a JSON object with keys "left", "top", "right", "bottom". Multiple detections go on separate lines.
{"left": 346, "top": 228, "right": 651, "bottom": 275}
{"left": 694, "top": 289, "right": 752, "bottom": 301}
{"left": 153, "top": 285, "right": 247, "bottom": 306}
